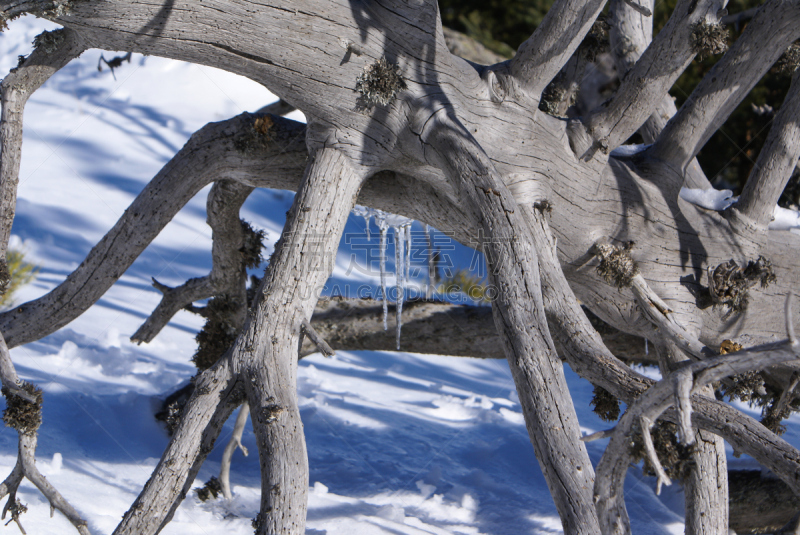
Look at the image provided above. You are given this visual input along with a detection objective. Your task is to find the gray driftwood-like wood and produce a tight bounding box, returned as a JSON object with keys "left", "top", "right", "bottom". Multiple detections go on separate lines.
{"left": 2, "top": 0, "right": 800, "bottom": 533}
{"left": 590, "top": 306, "right": 800, "bottom": 534}
{"left": 736, "top": 68, "right": 800, "bottom": 228}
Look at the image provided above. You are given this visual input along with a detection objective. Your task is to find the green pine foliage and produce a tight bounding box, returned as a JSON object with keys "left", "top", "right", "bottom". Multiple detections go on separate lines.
{"left": 438, "top": 269, "right": 491, "bottom": 303}
{"left": 438, "top": 0, "right": 553, "bottom": 58}
{"left": 0, "top": 249, "right": 38, "bottom": 308}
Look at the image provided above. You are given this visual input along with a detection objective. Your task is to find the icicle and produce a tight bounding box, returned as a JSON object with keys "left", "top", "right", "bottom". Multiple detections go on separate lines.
{"left": 350, "top": 206, "right": 413, "bottom": 338}
{"left": 645, "top": 338, "right": 649, "bottom": 355}
{"left": 394, "top": 224, "right": 406, "bottom": 349}
{"left": 378, "top": 218, "right": 389, "bottom": 330}
{"left": 352, "top": 205, "right": 372, "bottom": 241}
{"left": 405, "top": 222, "right": 412, "bottom": 282}
{"left": 425, "top": 224, "right": 433, "bottom": 299}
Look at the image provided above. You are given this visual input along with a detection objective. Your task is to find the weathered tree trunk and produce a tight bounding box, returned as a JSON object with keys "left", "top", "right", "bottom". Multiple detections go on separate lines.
{"left": 234, "top": 145, "right": 366, "bottom": 534}
{"left": 2, "top": 0, "right": 800, "bottom": 533}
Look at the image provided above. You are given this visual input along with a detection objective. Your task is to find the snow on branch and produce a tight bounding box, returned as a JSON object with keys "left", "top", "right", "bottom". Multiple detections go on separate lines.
{"left": 679, "top": 187, "right": 800, "bottom": 233}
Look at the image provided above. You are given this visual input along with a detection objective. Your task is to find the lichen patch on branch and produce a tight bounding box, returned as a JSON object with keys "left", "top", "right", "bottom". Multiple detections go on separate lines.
{"left": 631, "top": 420, "right": 695, "bottom": 481}
{"left": 240, "top": 219, "right": 266, "bottom": 269}
{"left": 691, "top": 21, "right": 729, "bottom": 60}
{"left": 591, "top": 385, "right": 621, "bottom": 421}
{"left": 355, "top": 57, "right": 406, "bottom": 109}
{"left": 775, "top": 42, "right": 800, "bottom": 75}
{"left": 0, "top": 260, "right": 10, "bottom": 296}
{"left": 32, "top": 29, "right": 65, "bottom": 54}
{"left": 578, "top": 19, "right": 610, "bottom": 63}
{"left": 592, "top": 242, "right": 639, "bottom": 289}
{"left": 707, "top": 255, "right": 776, "bottom": 313}
{"left": 194, "top": 476, "right": 222, "bottom": 501}
{"left": 2, "top": 382, "right": 42, "bottom": 434}
{"left": 193, "top": 296, "right": 240, "bottom": 371}
{"left": 234, "top": 113, "right": 276, "bottom": 154}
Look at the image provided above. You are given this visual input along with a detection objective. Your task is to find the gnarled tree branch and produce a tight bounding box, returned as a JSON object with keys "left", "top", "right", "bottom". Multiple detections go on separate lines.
{"left": 650, "top": 0, "right": 800, "bottom": 170}
{"left": 574, "top": 0, "right": 726, "bottom": 159}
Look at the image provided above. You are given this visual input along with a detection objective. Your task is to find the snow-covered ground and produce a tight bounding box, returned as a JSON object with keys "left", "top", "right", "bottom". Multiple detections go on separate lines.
{"left": 2, "top": 15, "right": 799, "bottom": 535}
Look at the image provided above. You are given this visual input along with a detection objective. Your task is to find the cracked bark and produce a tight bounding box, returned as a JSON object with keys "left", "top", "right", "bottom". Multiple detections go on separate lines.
{"left": 1, "top": 0, "right": 800, "bottom": 533}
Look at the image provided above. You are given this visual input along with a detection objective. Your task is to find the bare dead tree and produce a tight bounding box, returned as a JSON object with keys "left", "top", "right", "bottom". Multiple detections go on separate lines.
{"left": 1, "top": 0, "right": 800, "bottom": 533}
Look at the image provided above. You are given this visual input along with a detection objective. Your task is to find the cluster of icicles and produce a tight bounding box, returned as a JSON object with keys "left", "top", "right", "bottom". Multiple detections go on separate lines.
{"left": 352, "top": 206, "right": 415, "bottom": 350}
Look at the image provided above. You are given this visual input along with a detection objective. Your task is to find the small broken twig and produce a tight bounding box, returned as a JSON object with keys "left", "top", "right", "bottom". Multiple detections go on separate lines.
{"left": 301, "top": 318, "right": 334, "bottom": 357}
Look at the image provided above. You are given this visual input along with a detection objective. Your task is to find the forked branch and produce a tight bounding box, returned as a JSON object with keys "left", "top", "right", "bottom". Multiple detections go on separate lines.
{"left": 607, "top": 0, "right": 711, "bottom": 188}
{"left": 650, "top": 0, "right": 800, "bottom": 170}
{"left": 0, "top": 113, "right": 306, "bottom": 348}
{"left": 574, "top": 0, "right": 726, "bottom": 159}
{"left": 132, "top": 180, "right": 253, "bottom": 344}
{"left": 593, "top": 295, "right": 800, "bottom": 534}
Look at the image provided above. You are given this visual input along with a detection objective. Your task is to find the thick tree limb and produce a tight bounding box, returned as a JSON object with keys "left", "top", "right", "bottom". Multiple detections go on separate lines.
{"left": 423, "top": 114, "right": 600, "bottom": 533}
{"left": 573, "top": 0, "right": 726, "bottom": 159}
{"left": 735, "top": 69, "right": 800, "bottom": 229}
{"left": 650, "top": 0, "right": 800, "bottom": 170}
{"left": 511, "top": 0, "right": 607, "bottom": 96}
{"left": 231, "top": 144, "right": 366, "bottom": 535}
{"left": 607, "top": 0, "right": 712, "bottom": 189}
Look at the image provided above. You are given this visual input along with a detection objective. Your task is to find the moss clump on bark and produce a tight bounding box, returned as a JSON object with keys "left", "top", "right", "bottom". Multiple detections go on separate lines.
{"left": 631, "top": 420, "right": 695, "bottom": 481}
{"left": 577, "top": 19, "right": 609, "bottom": 62}
{"left": 195, "top": 476, "right": 222, "bottom": 501}
{"left": 193, "top": 296, "right": 240, "bottom": 371}
{"left": 718, "top": 371, "right": 767, "bottom": 403}
{"left": 32, "top": 29, "right": 65, "bottom": 54}
{"left": 708, "top": 255, "right": 776, "bottom": 313}
{"left": 775, "top": 42, "right": 800, "bottom": 75}
{"left": 356, "top": 57, "right": 407, "bottom": 109}
{"left": 593, "top": 243, "right": 639, "bottom": 289}
{"left": 2, "top": 382, "right": 43, "bottom": 434}
{"left": 691, "top": 20, "right": 729, "bottom": 60}
{"left": 0, "top": 260, "right": 10, "bottom": 296}
{"left": 234, "top": 114, "right": 275, "bottom": 154}
{"left": 538, "top": 75, "right": 574, "bottom": 118}
{"left": 240, "top": 219, "right": 266, "bottom": 269}
{"left": 590, "top": 385, "right": 620, "bottom": 422}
